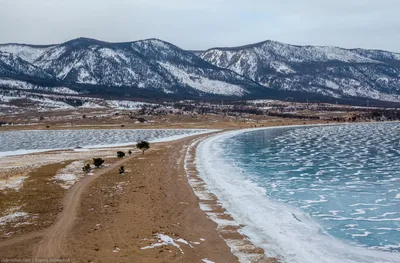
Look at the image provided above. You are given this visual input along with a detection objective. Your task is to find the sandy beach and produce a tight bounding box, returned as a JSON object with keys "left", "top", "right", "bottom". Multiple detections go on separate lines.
{"left": 0, "top": 119, "right": 334, "bottom": 262}
{"left": 0, "top": 134, "right": 266, "bottom": 262}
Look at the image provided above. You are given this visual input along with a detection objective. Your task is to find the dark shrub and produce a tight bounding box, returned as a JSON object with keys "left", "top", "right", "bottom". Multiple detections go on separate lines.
{"left": 82, "top": 164, "right": 91, "bottom": 173}
{"left": 93, "top": 158, "right": 105, "bottom": 168}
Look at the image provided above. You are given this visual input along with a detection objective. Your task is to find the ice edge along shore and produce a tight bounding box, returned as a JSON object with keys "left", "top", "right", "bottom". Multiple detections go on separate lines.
{"left": 190, "top": 124, "right": 400, "bottom": 263}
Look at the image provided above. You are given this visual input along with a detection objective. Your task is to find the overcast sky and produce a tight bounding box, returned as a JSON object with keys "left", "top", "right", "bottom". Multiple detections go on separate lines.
{"left": 1, "top": 0, "right": 399, "bottom": 52}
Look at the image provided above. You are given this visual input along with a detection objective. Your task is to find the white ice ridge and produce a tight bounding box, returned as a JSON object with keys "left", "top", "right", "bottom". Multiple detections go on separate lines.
{"left": 185, "top": 135, "right": 261, "bottom": 263}
{"left": 195, "top": 124, "right": 400, "bottom": 263}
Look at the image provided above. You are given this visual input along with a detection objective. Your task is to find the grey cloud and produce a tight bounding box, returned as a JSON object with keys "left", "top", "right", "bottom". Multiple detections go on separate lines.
{"left": 0, "top": 0, "right": 399, "bottom": 52}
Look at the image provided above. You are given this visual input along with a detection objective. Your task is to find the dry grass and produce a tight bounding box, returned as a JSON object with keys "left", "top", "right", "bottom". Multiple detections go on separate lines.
{"left": 0, "top": 109, "right": 338, "bottom": 131}
{"left": 0, "top": 162, "right": 71, "bottom": 241}
{"left": 0, "top": 154, "right": 126, "bottom": 243}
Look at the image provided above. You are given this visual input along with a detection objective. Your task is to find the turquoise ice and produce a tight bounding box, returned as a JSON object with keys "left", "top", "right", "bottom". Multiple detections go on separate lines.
{"left": 197, "top": 123, "right": 400, "bottom": 262}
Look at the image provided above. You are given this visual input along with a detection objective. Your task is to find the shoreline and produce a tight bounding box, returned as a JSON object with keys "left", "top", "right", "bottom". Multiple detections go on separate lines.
{"left": 1, "top": 121, "right": 398, "bottom": 262}
{"left": 3, "top": 120, "right": 396, "bottom": 159}
{"left": 0, "top": 129, "right": 218, "bottom": 158}
{"left": 185, "top": 135, "right": 278, "bottom": 262}
{"left": 193, "top": 123, "right": 400, "bottom": 263}
{"left": 65, "top": 134, "right": 243, "bottom": 262}
{"left": 1, "top": 133, "right": 246, "bottom": 262}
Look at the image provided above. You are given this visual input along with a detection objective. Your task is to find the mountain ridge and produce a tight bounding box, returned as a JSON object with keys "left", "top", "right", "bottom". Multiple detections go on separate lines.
{"left": 0, "top": 37, "right": 272, "bottom": 100}
{"left": 1, "top": 37, "right": 400, "bottom": 106}
{"left": 200, "top": 40, "right": 400, "bottom": 56}
{"left": 199, "top": 40, "right": 400, "bottom": 103}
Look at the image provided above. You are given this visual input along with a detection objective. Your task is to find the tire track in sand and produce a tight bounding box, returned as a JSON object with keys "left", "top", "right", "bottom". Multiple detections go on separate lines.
{"left": 33, "top": 155, "right": 135, "bottom": 259}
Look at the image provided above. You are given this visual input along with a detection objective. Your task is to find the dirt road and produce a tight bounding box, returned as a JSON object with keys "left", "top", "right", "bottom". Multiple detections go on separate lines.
{"left": 33, "top": 155, "right": 135, "bottom": 259}
{"left": 65, "top": 135, "right": 242, "bottom": 263}
{"left": 1, "top": 133, "right": 276, "bottom": 262}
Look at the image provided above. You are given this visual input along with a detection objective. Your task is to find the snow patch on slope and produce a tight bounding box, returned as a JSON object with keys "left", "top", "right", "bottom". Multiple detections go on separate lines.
{"left": 159, "top": 62, "right": 245, "bottom": 96}
{"left": 106, "top": 100, "right": 152, "bottom": 109}
{"left": 0, "top": 78, "right": 79, "bottom": 94}
{"left": 0, "top": 44, "right": 53, "bottom": 63}
{"left": 98, "top": 48, "right": 130, "bottom": 63}
{"left": 77, "top": 68, "right": 97, "bottom": 84}
{"left": 270, "top": 61, "right": 296, "bottom": 74}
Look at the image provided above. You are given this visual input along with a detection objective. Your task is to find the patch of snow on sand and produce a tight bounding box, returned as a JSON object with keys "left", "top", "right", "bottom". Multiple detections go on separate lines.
{"left": 0, "top": 176, "right": 27, "bottom": 191}
{"left": 0, "top": 212, "right": 28, "bottom": 225}
{"left": 202, "top": 259, "right": 215, "bottom": 263}
{"left": 141, "top": 234, "right": 184, "bottom": 254}
{"left": 53, "top": 161, "right": 84, "bottom": 189}
{"left": 176, "top": 238, "right": 194, "bottom": 248}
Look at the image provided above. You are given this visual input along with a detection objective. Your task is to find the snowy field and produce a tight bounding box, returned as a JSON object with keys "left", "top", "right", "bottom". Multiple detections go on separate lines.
{"left": 0, "top": 129, "right": 217, "bottom": 157}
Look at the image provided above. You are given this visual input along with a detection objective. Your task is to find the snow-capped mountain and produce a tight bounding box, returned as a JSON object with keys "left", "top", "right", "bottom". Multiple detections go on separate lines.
{"left": 199, "top": 40, "right": 400, "bottom": 102}
{"left": 1, "top": 37, "right": 400, "bottom": 105}
{"left": 0, "top": 38, "right": 269, "bottom": 99}
{"left": 0, "top": 50, "right": 76, "bottom": 95}
{"left": 0, "top": 51, "right": 56, "bottom": 82}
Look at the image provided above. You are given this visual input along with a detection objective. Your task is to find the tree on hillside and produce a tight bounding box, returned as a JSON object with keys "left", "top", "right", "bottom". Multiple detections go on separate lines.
{"left": 128, "top": 150, "right": 132, "bottom": 155}
{"left": 119, "top": 166, "right": 125, "bottom": 174}
{"left": 136, "top": 141, "right": 150, "bottom": 155}
{"left": 117, "top": 151, "right": 125, "bottom": 158}
{"left": 93, "top": 158, "right": 105, "bottom": 168}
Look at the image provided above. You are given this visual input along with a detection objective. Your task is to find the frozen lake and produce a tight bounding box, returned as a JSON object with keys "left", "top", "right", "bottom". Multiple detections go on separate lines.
{"left": 0, "top": 129, "right": 216, "bottom": 156}
{"left": 197, "top": 123, "right": 400, "bottom": 263}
